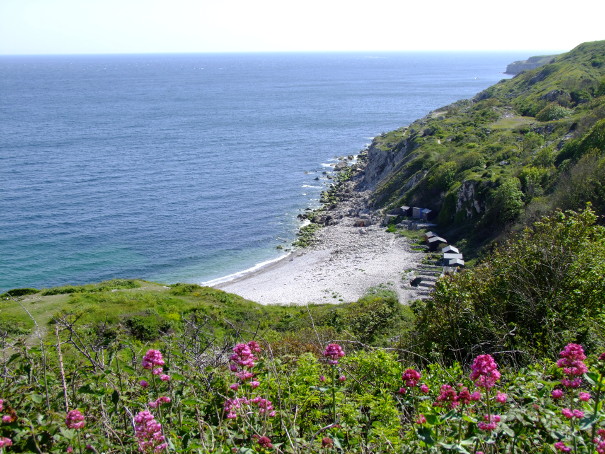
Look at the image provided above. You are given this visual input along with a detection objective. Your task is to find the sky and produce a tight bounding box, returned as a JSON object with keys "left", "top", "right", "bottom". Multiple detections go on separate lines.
{"left": 0, "top": 0, "right": 603, "bottom": 55}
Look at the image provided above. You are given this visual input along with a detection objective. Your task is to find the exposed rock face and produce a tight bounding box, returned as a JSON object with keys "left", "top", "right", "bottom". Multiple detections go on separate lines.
{"left": 505, "top": 55, "right": 555, "bottom": 75}
{"left": 455, "top": 181, "right": 483, "bottom": 218}
{"left": 358, "top": 132, "right": 415, "bottom": 190}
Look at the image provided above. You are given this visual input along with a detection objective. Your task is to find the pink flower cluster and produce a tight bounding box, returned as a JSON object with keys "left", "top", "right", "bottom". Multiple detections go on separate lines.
{"left": 402, "top": 368, "right": 421, "bottom": 387}
{"left": 594, "top": 428, "right": 605, "bottom": 454}
{"left": 229, "top": 341, "right": 261, "bottom": 385}
{"left": 477, "top": 414, "right": 501, "bottom": 431}
{"left": 65, "top": 409, "right": 85, "bottom": 430}
{"left": 469, "top": 354, "right": 501, "bottom": 389}
{"left": 223, "top": 396, "right": 276, "bottom": 420}
{"left": 323, "top": 343, "right": 345, "bottom": 365}
{"left": 134, "top": 410, "right": 167, "bottom": 453}
{"left": 433, "top": 384, "right": 480, "bottom": 409}
{"left": 253, "top": 435, "right": 273, "bottom": 449}
{"left": 148, "top": 396, "right": 171, "bottom": 409}
{"left": 0, "top": 437, "right": 12, "bottom": 448}
{"left": 561, "top": 408, "right": 584, "bottom": 419}
{"left": 557, "top": 343, "right": 588, "bottom": 388}
{"left": 554, "top": 441, "right": 571, "bottom": 452}
{"left": 142, "top": 349, "right": 171, "bottom": 382}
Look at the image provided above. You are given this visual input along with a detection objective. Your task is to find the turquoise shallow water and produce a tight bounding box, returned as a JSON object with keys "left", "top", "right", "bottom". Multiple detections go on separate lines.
{"left": 0, "top": 52, "right": 527, "bottom": 292}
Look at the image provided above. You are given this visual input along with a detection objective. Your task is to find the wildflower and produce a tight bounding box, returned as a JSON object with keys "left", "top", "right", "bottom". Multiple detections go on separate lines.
{"left": 594, "top": 428, "right": 605, "bottom": 453}
{"left": 579, "top": 392, "right": 591, "bottom": 402}
{"left": 456, "top": 387, "right": 472, "bottom": 406}
{"left": 66, "top": 409, "right": 85, "bottom": 430}
{"left": 0, "top": 400, "right": 3, "bottom": 411}
{"left": 557, "top": 343, "right": 587, "bottom": 388}
{"left": 229, "top": 383, "right": 239, "bottom": 391}
{"left": 470, "top": 354, "right": 501, "bottom": 389}
{"left": 434, "top": 384, "right": 459, "bottom": 409}
{"left": 552, "top": 389, "right": 564, "bottom": 399}
{"left": 251, "top": 397, "right": 276, "bottom": 416}
{"left": 420, "top": 384, "right": 430, "bottom": 394}
{"left": 256, "top": 436, "right": 273, "bottom": 449}
{"left": 560, "top": 408, "right": 583, "bottom": 420}
{"left": 554, "top": 441, "right": 571, "bottom": 452}
{"left": 134, "top": 410, "right": 166, "bottom": 453}
{"left": 470, "top": 391, "right": 482, "bottom": 401}
{"left": 338, "top": 375, "right": 346, "bottom": 382}
{"left": 152, "top": 368, "right": 163, "bottom": 376}
{"left": 142, "top": 349, "right": 165, "bottom": 370}
{"left": 2, "top": 415, "right": 12, "bottom": 423}
{"left": 0, "top": 437, "right": 13, "bottom": 448}
{"left": 415, "top": 414, "right": 427, "bottom": 424}
{"left": 495, "top": 392, "right": 508, "bottom": 403}
{"left": 224, "top": 397, "right": 248, "bottom": 420}
{"left": 159, "top": 374, "right": 171, "bottom": 382}
{"left": 402, "top": 368, "right": 421, "bottom": 387}
{"left": 67, "top": 446, "right": 74, "bottom": 453}
{"left": 477, "top": 414, "right": 500, "bottom": 431}
{"left": 319, "top": 375, "right": 326, "bottom": 382}
{"left": 599, "top": 352, "right": 605, "bottom": 362}
{"left": 249, "top": 380, "right": 260, "bottom": 388}
{"left": 323, "top": 343, "right": 345, "bottom": 365}
{"left": 229, "top": 341, "right": 261, "bottom": 386}
{"left": 398, "top": 387, "right": 407, "bottom": 395}
{"left": 140, "top": 380, "right": 149, "bottom": 388}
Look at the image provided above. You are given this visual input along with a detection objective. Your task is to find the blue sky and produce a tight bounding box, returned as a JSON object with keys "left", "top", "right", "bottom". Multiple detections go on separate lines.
{"left": 0, "top": 0, "right": 602, "bottom": 55}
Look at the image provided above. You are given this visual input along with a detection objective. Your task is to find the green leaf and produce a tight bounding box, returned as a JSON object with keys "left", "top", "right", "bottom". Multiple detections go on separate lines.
{"left": 416, "top": 427, "right": 435, "bottom": 446}
{"left": 29, "top": 394, "right": 43, "bottom": 404}
{"left": 580, "top": 414, "right": 599, "bottom": 430}
{"left": 500, "top": 422, "right": 515, "bottom": 437}
{"left": 111, "top": 389, "right": 120, "bottom": 405}
{"left": 438, "top": 442, "right": 471, "bottom": 453}
{"left": 585, "top": 372, "right": 601, "bottom": 386}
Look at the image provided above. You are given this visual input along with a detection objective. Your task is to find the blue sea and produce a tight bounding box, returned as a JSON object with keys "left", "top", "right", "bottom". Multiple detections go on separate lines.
{"left": 0, "top": 52, "right": 528, "bottom": 292}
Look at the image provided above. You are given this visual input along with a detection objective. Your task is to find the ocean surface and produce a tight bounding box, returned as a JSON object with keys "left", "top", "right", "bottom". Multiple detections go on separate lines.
{"left": 0, "top": 51, "right": 529, "bottom": 292}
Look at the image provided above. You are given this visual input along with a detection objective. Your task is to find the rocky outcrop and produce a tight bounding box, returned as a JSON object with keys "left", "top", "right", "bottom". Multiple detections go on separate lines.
{"left": 505, "top": 55, "right": 555, "bottom": 75}
{"left": 455, "top": 181, "right": 483, "bottom": 219}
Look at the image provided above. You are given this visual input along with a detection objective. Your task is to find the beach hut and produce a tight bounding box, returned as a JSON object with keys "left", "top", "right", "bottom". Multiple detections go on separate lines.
{"left": 442, "top": 245, "right": 460, "bottom": 254}
{"left": 447, "top": 258, "right": 465, "bottom": 267}
{"left": 443, "top": 252, "right": 463, "bottom": 261}
{"left": 427, "top": 236, "right": 447, "bottom": 251}
{"left": 421, "top": 208, "right": 433, "bottom": 221}
{"left": 412, "top": 207, "right": 423, "bottom": 219}
{"left": 401, "top": 206, "right": 412, "bottom": 217}
{"left": 424, "top": 231, "right": 437, "bottom": 240}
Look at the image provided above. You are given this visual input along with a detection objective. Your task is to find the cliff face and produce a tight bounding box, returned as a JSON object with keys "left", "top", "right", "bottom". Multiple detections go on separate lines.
{"left": 505, "top": 55, "right": 556, "bottom": 75}
{"left": 355, "top": 41, "right": 605, "bottom": 247}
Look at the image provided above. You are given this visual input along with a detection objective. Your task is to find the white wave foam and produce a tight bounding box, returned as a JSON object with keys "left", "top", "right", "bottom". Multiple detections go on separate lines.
{"left": 201, "top": 254, "right": 289, "bottom": 287}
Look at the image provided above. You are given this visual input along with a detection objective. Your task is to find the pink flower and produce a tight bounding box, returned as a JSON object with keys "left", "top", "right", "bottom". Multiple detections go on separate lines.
{"left": 415, "top": 414, "right": 427, "bottom": 424}
{"left": 152, "top": 367, "right": 163, "bottom": 376}
{"left": 561, "top": 408, "right": 582, "bottom": 419}
{"left": 477, "top": 414, "right": 500, "bottom": 431}
{"left": 470, "top": 391, "right": 482, "bottom": 401}
{"left": 420, "top": 384, "right": 430, "bottom": 394}
{"left": 142, "top": 349, "right": 165, "bottom": 370}
{"left": 0, "top": 437, "right": 13, "bottom": 448}
{"left": 229, "top": 383, "right": 239, "bottom": 391}
{"left": 554, "top": 441, "right": 571, "bottom": 452}
{"left": 319, "top": 375, "right": 326, "bottom": 382}
{"left": 402, "top": 368, "right": 421, "bottom": 387}
{"left": 557, "top": 343, "right": 587, "bottom": 388}
{"left": 552, "top": 389, "right": 564, "bottom": 399}
{"left": 323, "top": 343, "right": 345, "bottom": 365}
{"left": 134, "top": 410, "right": 166, "bottom": 453}
{"left": 230, "top": 341, "right": 261, "bottom": 384}
{"left": 434, "top": 384, "right": 458, "bottom": 409}
{"left": 2, "top": 415, "right": 12, "bottom": 423}
{"left": 398, "top": 387, "right": 407, "bottom": 395}
{"left": 573, "top": 409, "right": 584, "bottom": 418}
{"left": 470, "top": 354, "right": 500, "bottom": 389}
{"left": 67, "top": 446, "right": 74, "bottom": 453}
{"left": 140, "top": 380, "right": 149, "bottom": 388}
{"left": 0, "top": 399, "right": 3, "bottom": 412}
{"left": 338, "top": 375, "right": 346, "bottom": 382}
{"left": 159, "top": 374, "right": 171, "bottom": 382}
{"left": 495, "top": 392, "right": 507, "bottom": 403}
{"left": 594, "top": 428, "right": 605, "bottom": 453}
{"left": 256, "top": 436, "right": 273, "bottom": 449}
{"left": 249, "top": 381, "right": 260, "bottom": 388}
{"left": 66, "top": 409, "right": 85, "bottom": 430}
{"left": 579, "top": 392, "right": 591, "bottom": 402}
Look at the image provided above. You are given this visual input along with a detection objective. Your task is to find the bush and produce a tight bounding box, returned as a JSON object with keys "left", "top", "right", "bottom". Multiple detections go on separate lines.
{"left": 536, "top": 103, "right": 573, "bottom": 121}
{"left": 0, "top": 288, "right": 39, "bottom": 298}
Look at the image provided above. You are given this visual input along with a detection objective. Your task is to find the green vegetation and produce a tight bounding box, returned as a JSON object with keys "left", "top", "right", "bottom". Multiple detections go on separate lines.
{"left": 366, "top": 40, "right": 605, "bottom": 253}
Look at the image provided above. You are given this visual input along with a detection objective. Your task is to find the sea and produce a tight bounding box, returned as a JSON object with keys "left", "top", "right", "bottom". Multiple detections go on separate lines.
{"left": 0, "top": 51, "right": 530, "bottom": 292}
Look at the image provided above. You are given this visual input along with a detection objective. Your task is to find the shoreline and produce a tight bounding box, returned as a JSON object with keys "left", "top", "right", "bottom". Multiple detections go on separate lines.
{"left": 212, "top": 162, "right": 426, "bottom": 305}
